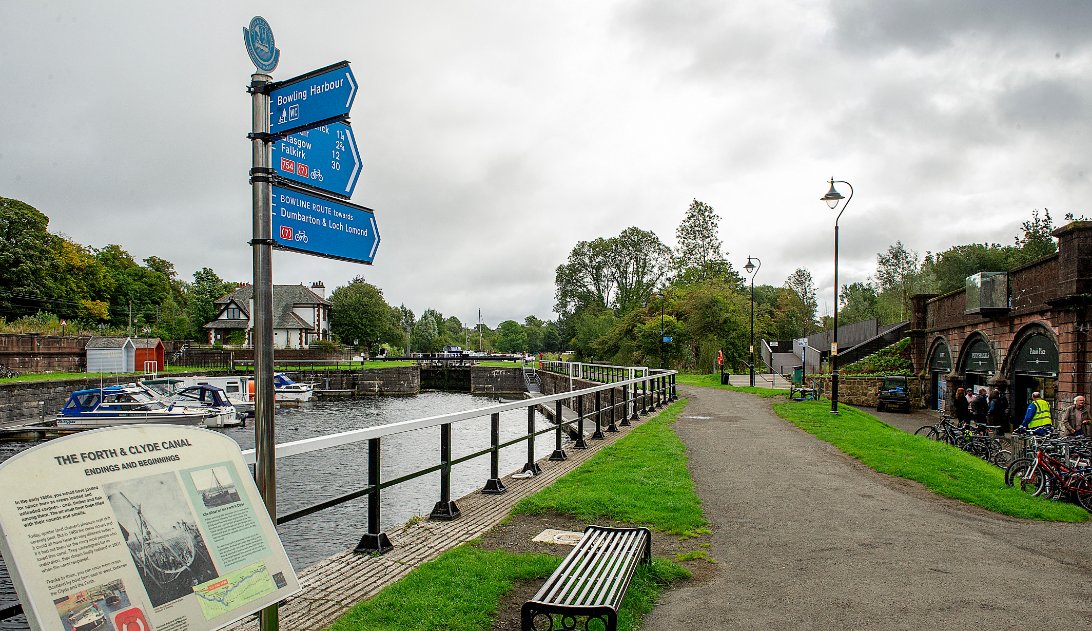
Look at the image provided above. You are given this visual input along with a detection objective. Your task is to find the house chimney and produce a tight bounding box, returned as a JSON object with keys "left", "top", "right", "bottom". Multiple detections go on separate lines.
{"left": 311, "top": 281, "right": 325, "bottom": 299}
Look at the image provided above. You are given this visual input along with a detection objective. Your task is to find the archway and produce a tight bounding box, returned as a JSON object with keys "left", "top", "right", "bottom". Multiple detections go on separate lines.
{"left": 1007, "top": 325, "right": 1058, "bottom": 425}
{"left": 926, "top": 338, "right": 952, "bottom": 411}
{"left": 957, "top": 334, "right": 996, "bottom": 397}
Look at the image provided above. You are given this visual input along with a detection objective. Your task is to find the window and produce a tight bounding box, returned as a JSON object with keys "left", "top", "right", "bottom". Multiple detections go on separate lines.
{"left": 226, "top": 306, "right": 242, "bottom": 320}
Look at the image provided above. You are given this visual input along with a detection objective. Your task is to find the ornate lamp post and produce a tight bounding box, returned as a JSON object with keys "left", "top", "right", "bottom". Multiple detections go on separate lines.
{"left": 820, "top": 178, "right": 854, "bottom": 414}
{"left": 744, "top": 256, "right": 761, "bottom": 387}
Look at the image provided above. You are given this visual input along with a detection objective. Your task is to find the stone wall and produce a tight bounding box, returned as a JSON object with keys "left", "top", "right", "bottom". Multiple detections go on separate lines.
{"left": 811, "top": 375, "right": 925, "bottom": 409}
{"left": 290, "top": 368, "right": 420, "bottom": 395}
{"left": 0, "top": 376, "right": 134, "bottom": 425}
{"left": 470, "top": 367, "right": 526, "bottom": 395}
{"left": 0, "top": 334, "right": 90, "bottom": 374}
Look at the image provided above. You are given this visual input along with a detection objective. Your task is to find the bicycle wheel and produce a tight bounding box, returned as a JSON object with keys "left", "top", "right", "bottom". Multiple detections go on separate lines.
{"left": 914, "top": 425, "right": 939, "bottom": 440}
{"left": 1004, "top": 458, "right": 1030, "bottom": 487}
{"left": 1072, "top": 474, "right": 1092, "bottom": 512}
{"left": 1006, "top": 459, "right": 1047, "bottom": 496}
{"left": 990, "top": 449, "right": 1013, "bottom": 468}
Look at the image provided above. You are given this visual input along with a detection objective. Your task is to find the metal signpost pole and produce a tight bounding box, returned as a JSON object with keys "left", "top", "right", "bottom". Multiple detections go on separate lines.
{"left": 250, "top": 71, "right": 278, "bottom": 631}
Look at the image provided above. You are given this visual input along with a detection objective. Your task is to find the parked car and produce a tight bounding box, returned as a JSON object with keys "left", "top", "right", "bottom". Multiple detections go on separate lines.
{"left": 876, "top": 375, "right": 911, "bottom": 412}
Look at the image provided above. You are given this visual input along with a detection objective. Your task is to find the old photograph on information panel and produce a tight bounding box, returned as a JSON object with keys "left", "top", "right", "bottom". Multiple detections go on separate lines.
{"left": 0, "top": 425, "right": 299, "bottom": 631}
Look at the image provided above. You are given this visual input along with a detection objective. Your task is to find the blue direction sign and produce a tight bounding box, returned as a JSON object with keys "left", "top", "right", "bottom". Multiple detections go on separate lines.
{"left": 270, "top": 62, "right": 358, "bottom": 135}
{"left": 272, "top": 122, "right": 362, "bottom": 198}
{"left": 271, "top": 185, "right": 380, "bottom": 264}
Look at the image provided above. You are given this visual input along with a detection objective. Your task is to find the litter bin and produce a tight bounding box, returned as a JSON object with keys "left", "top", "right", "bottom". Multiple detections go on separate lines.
{"left": 791, "top": 367, "right": 803, "bottom": 386}
{"left": 720, "top": 371, "right": 730, "bottom": 385}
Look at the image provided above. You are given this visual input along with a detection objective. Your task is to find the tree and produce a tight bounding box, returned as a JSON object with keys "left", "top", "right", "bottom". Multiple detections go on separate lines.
{"left": 412, "top": 309, "right": 444, "bottom": 353}
{"left": 554, "top": 238, "right": 614, "bottom": 316}
{"left": 494, "top": 320, "right": 528, "bottom": 353}
{"left": 329, "top": 277, "right": 399, "bottom": 354}
{"left": 779, "top": 268, "right": 817, "bottom": 339}
{"left": 0, "top": 197, "right": 61, "bottom": 319}
{"left": 838, "top": 281, "right": 880, "bottom": 325}
{"left": 186, "top": 268, "right": 234, "bottom": 340}
{"left": 1013, "top": 208, "right": 1057, "bottom": 264}
{"left": 672, "top": 199, "right": 738, "bottom": 286}
{"left": 607, "top": 227, "right": 672, "bottom": 313}
{"left": 875, "top": 241, "right": 921, "bottom": 322}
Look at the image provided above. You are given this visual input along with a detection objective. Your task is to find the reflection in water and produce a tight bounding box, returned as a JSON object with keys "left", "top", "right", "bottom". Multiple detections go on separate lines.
{"left": 0, "top": 392, "right": 560, "bottom": 628}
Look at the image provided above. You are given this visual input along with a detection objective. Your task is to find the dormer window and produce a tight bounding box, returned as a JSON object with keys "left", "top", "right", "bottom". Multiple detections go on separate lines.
{"left": 226, "top": 306, "right": 243, "bottom": 320}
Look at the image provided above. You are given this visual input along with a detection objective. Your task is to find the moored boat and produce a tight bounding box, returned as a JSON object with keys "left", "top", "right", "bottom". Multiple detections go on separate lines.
{"left": 55, "top": 385, "right": 212, "bottom": 428}
{"left": 68, "top": 604, "right": 106, "bottom": 631}
{"left": 139, "top": 382, "right": 242, "bottom": 428}
{"left": 272, "top": 373, "right": 314, "bottom": 402}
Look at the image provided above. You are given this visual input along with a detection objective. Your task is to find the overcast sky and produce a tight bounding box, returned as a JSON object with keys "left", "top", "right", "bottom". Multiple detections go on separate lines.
{"left": 3, "top": 1, "right": 1091, "bottom": 327}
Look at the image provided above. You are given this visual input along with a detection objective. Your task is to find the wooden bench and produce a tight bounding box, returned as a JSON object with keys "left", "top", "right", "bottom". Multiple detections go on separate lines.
{"left": 521, "top": 525, "right": 651, "bottom": 631}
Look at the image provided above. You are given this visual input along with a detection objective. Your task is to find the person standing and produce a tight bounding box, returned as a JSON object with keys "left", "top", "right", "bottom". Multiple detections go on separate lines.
{"left": 1018, "top": 391, "right": 1053, "bottom": 436}
{"left": 953, "top": 387, "right": 971, "bottom": 424}
{"left": 987, "top": 388, "right": 1010, "bottom": 435}
{"left": 1059, "top": 395, "right": 1089, "bottom": 437}
{"left": 971, "top": 388, "right": 989, "bottom": 425}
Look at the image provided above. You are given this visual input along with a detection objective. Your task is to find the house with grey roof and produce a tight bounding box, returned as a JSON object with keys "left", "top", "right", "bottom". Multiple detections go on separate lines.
{"left": 204, "top": 282, "right": 330, "bottom": 349}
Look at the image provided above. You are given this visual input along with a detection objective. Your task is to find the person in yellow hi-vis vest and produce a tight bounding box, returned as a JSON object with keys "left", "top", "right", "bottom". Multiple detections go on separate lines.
{"left": 1018, "top": 391, "right": 1053, "bottom": 436}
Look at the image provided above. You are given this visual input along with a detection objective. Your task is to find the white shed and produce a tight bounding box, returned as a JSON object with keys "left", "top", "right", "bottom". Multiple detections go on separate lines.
{"left": 85, "top": 337, "right": 136, "bottom": 373}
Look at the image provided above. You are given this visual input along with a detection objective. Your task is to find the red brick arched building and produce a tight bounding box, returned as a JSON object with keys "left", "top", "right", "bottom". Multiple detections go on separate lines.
{"left": 910, "top": 221, "right": 1092, "bottom": 425}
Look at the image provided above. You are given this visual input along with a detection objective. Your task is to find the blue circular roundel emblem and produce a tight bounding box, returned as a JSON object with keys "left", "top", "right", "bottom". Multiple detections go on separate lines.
{"left": 244, "top": 16, "right": 280, "bottom": 73}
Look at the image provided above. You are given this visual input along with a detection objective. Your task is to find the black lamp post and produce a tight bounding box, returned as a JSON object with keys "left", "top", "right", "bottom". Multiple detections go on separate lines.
{"left": 657, "top": 292, "right": 666, "bottom": 370}
{"left": 820, "top": 177, "right": 854, "bottom": 414}
{"left": 744, "top": 257, "right": 761, "bottom": 387}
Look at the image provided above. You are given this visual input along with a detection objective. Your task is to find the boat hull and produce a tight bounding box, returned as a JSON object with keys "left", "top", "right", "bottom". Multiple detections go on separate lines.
{"left": 56, "top": 413, "right": 208, "bottom": 429}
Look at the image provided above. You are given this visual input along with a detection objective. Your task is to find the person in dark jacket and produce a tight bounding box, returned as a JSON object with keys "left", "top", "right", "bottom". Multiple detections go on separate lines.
{"left": 987, "top": 388, "right": 1009, "bottom": 435}
{"left": 953, "top": 387, "right": 970, "bottom": 424}
{"left": 971, "top": 388, "right": 989, "bottom": 424}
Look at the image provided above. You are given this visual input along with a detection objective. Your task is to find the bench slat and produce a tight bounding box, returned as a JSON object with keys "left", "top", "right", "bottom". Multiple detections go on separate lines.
{"left": 522, "top": 525, "right": 651, "bottom": 631}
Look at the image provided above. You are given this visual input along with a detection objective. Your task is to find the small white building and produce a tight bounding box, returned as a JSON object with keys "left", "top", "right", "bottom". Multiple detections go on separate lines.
{"left": 85, "top": 337, "right": 136, "bottom": 373}
{"left": 204, "top": 282, "right": 330, "bottom": 349}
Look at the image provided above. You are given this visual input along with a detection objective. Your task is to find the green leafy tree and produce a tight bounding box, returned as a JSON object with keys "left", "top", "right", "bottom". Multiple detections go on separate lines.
{"left": 1012, "top": 208, "right": 1057, "bottom": 264}
{"left": 329, "top": 277, "right": 400, "bottom": 354}
{"left": 838, "top": 281, "right": 880, "bottom": 325}
{"left": 875, "top": 241, "right": 922, "bottom": 322}
{"left": 494, "top": 320, "right": 528, "bottom": 353}
{"left": 672, "top": 199, "right": 739, "bottom": 286}
{"left": 412, "top": 309, "right": 444, "bottom": 353}
{"left": 608, "top": 227, "right": 672, "bottom": 313}
{"left": 0, "top": 197, "right": 62, "bottom": 318}
{"left": 554, "top": 238, "right": 614, "bottom": 316}
{"left": 186, "top": 268, "right": 234, "bottom": 340}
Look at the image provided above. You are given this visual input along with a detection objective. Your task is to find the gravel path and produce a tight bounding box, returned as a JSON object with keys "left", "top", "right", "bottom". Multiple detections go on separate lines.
{"left": 641, "top": 386, "right": 1092, "bottom": 629}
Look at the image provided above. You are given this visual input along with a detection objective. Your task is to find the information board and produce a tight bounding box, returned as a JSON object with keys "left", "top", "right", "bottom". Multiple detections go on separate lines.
{"left": 0, "top": 426, "right": 299, "bottom": 631}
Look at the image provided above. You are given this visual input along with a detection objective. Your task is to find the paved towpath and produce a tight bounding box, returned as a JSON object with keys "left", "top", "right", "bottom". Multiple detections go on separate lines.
{"left": 642, "top": 386, "right": 1092, "bottom": 629}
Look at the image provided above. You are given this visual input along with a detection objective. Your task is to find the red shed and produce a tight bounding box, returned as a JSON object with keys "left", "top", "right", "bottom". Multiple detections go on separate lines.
{"left": 133, "top": 338, "right": 165, "bottom": 372}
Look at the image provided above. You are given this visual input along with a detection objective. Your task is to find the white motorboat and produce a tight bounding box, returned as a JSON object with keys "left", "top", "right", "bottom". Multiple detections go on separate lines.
{"left": 55, "top": 385, "right": 212, "bottom": 428}
{"left": 139, "top": 382, "right": 242, "bottom": 428}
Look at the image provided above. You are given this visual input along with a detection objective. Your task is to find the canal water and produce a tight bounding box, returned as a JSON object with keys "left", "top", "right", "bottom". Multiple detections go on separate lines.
{"left": 0, "top": 392, "right": 562, "bottom": 628}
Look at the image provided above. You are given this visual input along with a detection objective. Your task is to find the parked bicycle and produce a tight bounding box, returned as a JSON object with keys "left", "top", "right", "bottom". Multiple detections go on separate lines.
{"left": 915, "top": 414, "right": 1012, "bottom": 467}
{"left": 1004, "top": 434, "right": 1092, "bottom": 511}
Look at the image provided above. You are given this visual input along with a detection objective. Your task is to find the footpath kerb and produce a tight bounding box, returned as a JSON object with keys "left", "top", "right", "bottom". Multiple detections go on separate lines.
{"left": 641, "top": 385, "right": 1092, "bottom": 629}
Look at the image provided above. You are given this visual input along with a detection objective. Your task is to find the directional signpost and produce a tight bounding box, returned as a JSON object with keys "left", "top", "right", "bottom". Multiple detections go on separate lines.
{"left": 271, "top": 121, "right": 362, "bottom": 198}
{"left": 243, "top": 19, "right": 382, "bottom": 631}
{"left": 271, "top": 185, "right": 380, "bottom": 264}
{"left": 269, "top": 61, "right": 358, "bottom": 135}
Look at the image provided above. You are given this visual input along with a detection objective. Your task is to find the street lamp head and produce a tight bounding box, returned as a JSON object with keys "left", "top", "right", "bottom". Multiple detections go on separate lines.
{"left": 821, "top": 178, "right": 844, "bottom": 210}
{"left": 744, "top": 257, "right": 755, "bottom": 275}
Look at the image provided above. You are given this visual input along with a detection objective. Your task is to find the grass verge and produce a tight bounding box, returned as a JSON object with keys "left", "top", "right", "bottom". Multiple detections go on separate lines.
{"left": 331, "top": 399, "right": 698, "bottom": 630}
{"left": 513, "top": 399, "right": 706, "bottom": 535}
{"left": 328, "top": 543, "right": 688, "bottom": 631}
{"left": 771, "top": 399, "right": 1088, "bottom": 522}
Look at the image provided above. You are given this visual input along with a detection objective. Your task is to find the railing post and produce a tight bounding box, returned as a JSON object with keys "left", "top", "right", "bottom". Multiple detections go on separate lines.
{"left": 550, "top": 399, "right": 567, "bottom": 461}
{"left": 522, "top": 404, "right": 542, "bottom": 475}
{"left": 574, "top": 392, "right": 588, "bottom": 449}
{"left": 430, "top": 423, "right": 460, "bottom": 519}
{"left": 482, "top": 412, "right": 507, "bottom": 493}
{"left": 671, "top": 373, "right": 677, "bottom": 400}
{"left": 607, "top": 385, "right": 618, "bottom": 432}
{"left": 592, "top": 389, "right": 605, "bottom": 439}
{"left": 355, "top": 438, "right": 393, "bottom": 553}
{"left": 621, "top": 384, "right": 632, "bottom": 426}
{"left": 641, "top": 376, "right": 649, "bottom": 415}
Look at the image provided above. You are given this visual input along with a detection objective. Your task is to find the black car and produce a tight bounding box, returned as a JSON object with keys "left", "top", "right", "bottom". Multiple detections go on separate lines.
{"left": 876, "top": 375, "right": 911, "bottom": 412}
